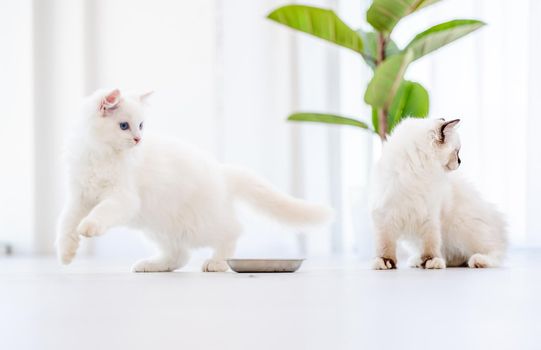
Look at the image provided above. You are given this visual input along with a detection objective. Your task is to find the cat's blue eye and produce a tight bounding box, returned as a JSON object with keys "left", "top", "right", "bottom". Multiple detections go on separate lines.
{"left": 119, "top": 122, "right": 130, "bottom": 130}
{"left": 139, "top": 122, "right": 143, "bottom": 130}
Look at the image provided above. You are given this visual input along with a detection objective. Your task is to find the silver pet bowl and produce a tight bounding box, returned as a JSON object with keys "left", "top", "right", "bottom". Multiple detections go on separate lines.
{"left": 226, "top": 259, "right": 304, "bottom": 273}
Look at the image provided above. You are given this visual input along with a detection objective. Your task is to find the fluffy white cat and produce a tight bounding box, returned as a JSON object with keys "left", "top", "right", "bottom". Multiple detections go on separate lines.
{"left": 56, "top": 89, "right": 332, "bottom": 272}
{"left": 371, "top": 118, "right": 507, "bottom": 269}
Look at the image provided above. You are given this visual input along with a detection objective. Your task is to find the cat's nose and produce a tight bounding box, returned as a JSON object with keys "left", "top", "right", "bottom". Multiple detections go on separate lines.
{"left": 133, "top": 137, "right": 141, "bottom": 144}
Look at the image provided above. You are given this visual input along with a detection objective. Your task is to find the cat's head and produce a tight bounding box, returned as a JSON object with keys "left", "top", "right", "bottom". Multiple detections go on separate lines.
{"left": 86, "top": 89, "right": 153, "bottom": 150}
{"left": 386, "top": 117, "right": 462, "bottom": 172}
{"left": 431, "top": 118, "right": 462, "bottom": 171}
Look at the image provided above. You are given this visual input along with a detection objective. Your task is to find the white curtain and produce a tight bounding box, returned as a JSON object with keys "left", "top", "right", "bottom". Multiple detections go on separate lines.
{"left": 0, "top": 0, "right": 33, "bottom": 252}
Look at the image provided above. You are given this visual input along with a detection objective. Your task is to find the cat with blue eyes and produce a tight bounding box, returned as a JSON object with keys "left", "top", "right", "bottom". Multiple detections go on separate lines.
{"left": 119, "top": 121, "right": 139, "bottom": 130}
{"left": 56, "top": 89, "right": 332, "bottom": 272}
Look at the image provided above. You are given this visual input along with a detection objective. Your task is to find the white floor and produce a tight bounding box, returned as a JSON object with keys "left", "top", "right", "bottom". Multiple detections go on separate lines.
{"left": 1, "top": 252, "right": 540, "bottom": 350}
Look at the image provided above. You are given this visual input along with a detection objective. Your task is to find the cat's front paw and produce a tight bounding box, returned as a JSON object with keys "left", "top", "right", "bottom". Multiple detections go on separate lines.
{"left": 202, "top": 259, "right": 229, "bottom": 272}
{"left": 76, "top": 217, "right": 104, "bottom": 237}
{"left": 372, "top": 257, "right": 397, "bottom": 270}
{"left": 421, "top": 256, "right": 446, "bottom": 269}
{"left": 56, "top": 235, "right": 80, "bottom": 265}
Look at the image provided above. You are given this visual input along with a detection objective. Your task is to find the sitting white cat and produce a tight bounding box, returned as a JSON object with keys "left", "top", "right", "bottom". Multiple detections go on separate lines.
{"left": 56, "top": 89, "right": 332, "bottom": 272}
{"left": 371, "top": 118, "right": 507, "bottom": 269}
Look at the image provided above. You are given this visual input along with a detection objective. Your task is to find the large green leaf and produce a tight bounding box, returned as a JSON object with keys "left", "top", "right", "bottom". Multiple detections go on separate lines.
{"left": 364, "top": 50, "right": 414, "bottom": 108}
{"left": 357, "top": 29, "right": 400, "bottom": 69}
{"left": 267, "top": 5, "right": 363, "bottom": 54}
{"left": 288, "top": 112, "right": 370, "bottom": 129}
{"left": 406, "top": 19, "right": 486, "bottom": 61}
{"left": 388, "top": 80, "right": 429, "bottom": 133}
{"left": 367, "top": 0, "right": 441, "bottom": 34}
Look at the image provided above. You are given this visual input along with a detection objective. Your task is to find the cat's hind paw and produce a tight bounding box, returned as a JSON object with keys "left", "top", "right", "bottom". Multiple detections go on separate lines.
{"left": 372, "top": 257, "right": 397, "bottom": 270}
{"left": 468, "top": 254, "right": 494, "bottom": 268}
{"left": 407, "top": 255, "right": 423, "bottom": 268}
{"left": 202, "top": 259, "right": 229, "bottom": 272}
{"left": 131, "top": 259, "right": 176, "bottom": 273}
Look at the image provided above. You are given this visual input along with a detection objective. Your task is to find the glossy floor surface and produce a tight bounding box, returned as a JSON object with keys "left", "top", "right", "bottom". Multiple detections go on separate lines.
{"left": 1, "top": 252, "right": 539, "bottom": 350}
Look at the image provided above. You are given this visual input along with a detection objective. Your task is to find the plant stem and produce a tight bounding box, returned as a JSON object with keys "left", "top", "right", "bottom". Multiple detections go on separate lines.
{"left": 377, "top": 108, "right": 388, "bottom": 141}
{"left": 376, "top": 32, "right": 386, "bottom": 66}
{"left": 376, "top": 32, "right": 388, "bottom": 141}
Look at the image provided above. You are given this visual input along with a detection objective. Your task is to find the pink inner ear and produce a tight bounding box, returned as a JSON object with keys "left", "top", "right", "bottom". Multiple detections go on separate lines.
{"left": 100, "top": 89, "right": 121, "bottom": 114}
{"left": 105, "top": 89, "right": 120, "bottom": 104}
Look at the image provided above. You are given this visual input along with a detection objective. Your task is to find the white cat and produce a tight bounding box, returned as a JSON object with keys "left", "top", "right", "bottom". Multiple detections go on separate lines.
{"left": 56, "top": 89, "right": 332, "bottom": 272}
{"left": 371, "top": 118, "right": 507, "bottom": 269}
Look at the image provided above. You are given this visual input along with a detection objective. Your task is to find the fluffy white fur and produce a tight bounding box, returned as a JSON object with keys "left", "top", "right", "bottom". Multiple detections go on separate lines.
{"left": 56, "top": 89, "right": 332, "bottom": 272}
{"left": 371, "top": 118, "right": 507, "bottom": 270}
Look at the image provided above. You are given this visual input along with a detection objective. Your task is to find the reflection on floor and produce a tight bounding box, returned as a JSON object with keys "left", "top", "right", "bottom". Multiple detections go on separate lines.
{"left": 1, "top": 251, "right": 539, "bottom": 350}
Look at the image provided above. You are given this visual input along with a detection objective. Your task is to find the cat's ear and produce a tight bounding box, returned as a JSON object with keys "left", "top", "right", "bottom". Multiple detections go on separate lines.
{"left": 100, "top": 89, "right": 121, "bottom": 115}
{"left": 438, "top": 119, "right": 460, "bottom": 143}
{"left": 139, "top": 91, "right": 154, "bottom": 103}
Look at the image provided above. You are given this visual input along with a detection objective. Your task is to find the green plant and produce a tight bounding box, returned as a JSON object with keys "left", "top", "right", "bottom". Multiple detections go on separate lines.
{"left": 267, "top": 1, "right": 484, "bottom": 141}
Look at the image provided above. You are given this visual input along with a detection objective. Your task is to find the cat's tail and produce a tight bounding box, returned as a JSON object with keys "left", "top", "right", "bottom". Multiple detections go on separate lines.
{"left": 223, "top": 165, "right": 333, "bottom": 227}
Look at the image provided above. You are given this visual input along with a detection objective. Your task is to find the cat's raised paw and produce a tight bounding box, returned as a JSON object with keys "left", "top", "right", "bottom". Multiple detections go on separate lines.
{"left": 421, "top": 256, "right": 446, "bottom": 269}
{"left": 76, "top": 218, "right": 103, "bottom": 237}
{"left": 202, "top": 259, "right": 229, "bottom": 272}
{"left": 372, "top": 257, "right": 397, "bottom": 270}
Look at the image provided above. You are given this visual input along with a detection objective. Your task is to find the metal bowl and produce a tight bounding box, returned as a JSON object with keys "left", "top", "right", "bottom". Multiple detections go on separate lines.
{"left": 226, "top": 259, "right": 304, "bottom": 273}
